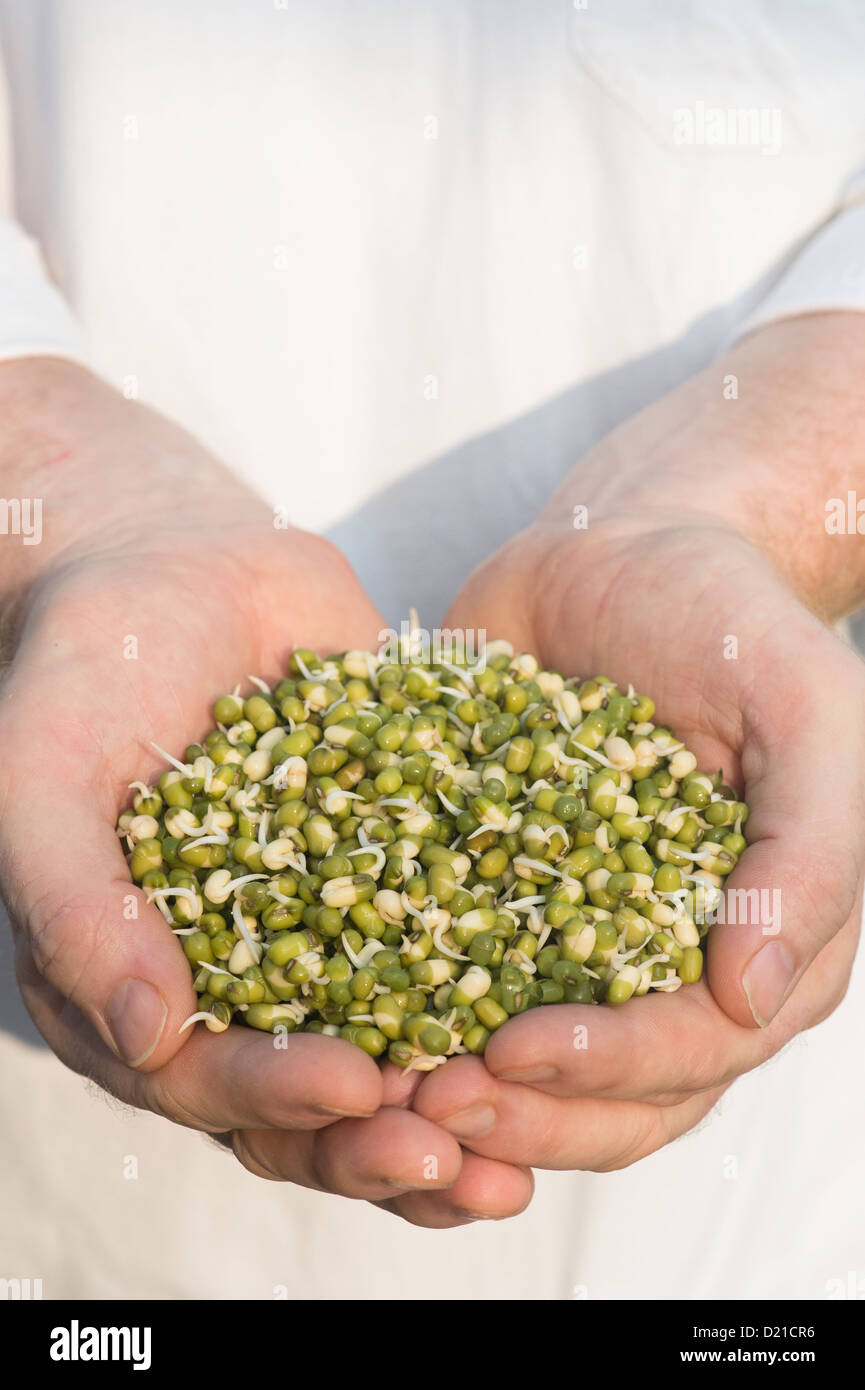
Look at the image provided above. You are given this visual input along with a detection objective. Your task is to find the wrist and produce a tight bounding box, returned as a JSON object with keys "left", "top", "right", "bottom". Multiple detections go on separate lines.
{"left": 0, "top": 356, "right": 265, "bottom": 595}
{"left": 0, "top": 357, "right": 88, "bottom": 585}
{"left": 542, "top": 312, "right": 865, "bottom": 623}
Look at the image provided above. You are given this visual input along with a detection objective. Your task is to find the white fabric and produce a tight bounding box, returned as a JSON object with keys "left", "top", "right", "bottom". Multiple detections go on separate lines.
{"left": 1, "top": 0, "right": 864, "bottom": 1300}
{"left": 0, "top": 218, "right": 85, "bottom": 360}
{"left": 733, "top": 198, "right": 865, "bottom": 343}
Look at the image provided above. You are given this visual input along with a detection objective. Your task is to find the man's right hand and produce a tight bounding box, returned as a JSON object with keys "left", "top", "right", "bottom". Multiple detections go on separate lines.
{"left": 0, "top": 358, "right": 533, "bottom": 1226}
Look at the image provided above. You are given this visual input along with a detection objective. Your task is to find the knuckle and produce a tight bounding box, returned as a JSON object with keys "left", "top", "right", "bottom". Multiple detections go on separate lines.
{"left": 593, "top": 1107, "right": 663, "bottom": 1172}
{"left": 232, "top": 1130, "right": 283, "bottom": 1182}
{"left": 684, "top": 1043, "right": 731, "bottom": 1093}
{"left": 304, "top": 1128, "right": 353, "bottom": 1195}
{"left": 650, "top": 1086, "right": 705, "bottom": 1107}
{"left": 525, "top": 1110, "right": 568, "bottom": 1165}
{"left": 140, "top": 1073, "right": 213, "bottom": 1132}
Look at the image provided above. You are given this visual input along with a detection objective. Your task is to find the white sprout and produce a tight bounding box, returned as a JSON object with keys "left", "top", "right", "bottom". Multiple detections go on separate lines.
{"left": 346, "top": 844, "right": 387, "bottom": 875}
{"left": 435, "top": 786, "right": 464, "bottom": 817}
{"left": 354, "top": 939, "right": 385, "bottom": 968}
{"left": 465, "top": 823, "right": 492, "bottom": 844}
{"left": 146, "top": 885, "right": 199, "bottom": 904}
{"left": 150, "top": 742, "right": 192, "bottom": 776}
{"left": 504, "top": 948, "right": 537, "bottom": 975}
{"left": 513, "top": 855, "right": 563, "bottom": 878}
{"left": 432, "top": 918, "right": 470, "bottom": 962}
{"left": 340, "top": 932, "right": 366, "bottom": 970}
{"left": 322, "top": 789, "right": 364, "bottom": 815}
{"left": 567, "top": 740, "right": 617, "bottom": 769}
{"left": 179, "top": 1011, "right": 229, "bottom": 1035}
{"left": 444, "top": 709, "right": 472, "bottom": 738}
{"left": 181, "top": 832, "right": 230, "bottom": 852}
{"left": 401, "top": 896, "right": 431, "bottom": 929}
{"left": 649, "top": 972, "right": 683, "bottom": 992}
{"left": 267, "top": 886, "right": 293, "bottom": 904}
{"left": 232, "top": 899, "right": 262, "bottom": 963}
{"left": 377, "top": 797, "right": 420, "bottom": 813}
{"left": 402, "top": 1050, "right": 449, "bottom": 1075}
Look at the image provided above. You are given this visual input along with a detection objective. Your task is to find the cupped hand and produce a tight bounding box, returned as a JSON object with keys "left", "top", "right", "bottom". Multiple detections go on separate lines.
{"left": 410, "top": 515, "right": 865, "bottom": 1175}
{"left": 0, "top": 360, "right": 532, "bottom": 1225}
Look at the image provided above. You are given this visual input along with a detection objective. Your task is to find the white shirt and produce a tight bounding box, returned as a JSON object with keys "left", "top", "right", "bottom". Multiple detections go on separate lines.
{"left": 1, "top": 0, "right": 864, "bottom": 1299}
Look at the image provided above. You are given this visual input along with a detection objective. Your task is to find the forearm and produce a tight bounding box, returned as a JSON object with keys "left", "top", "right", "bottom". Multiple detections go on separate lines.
{"left": 0, "top": 356, "right": 266, "bottom": 597}
{"left": 544, "top": 312, "right": 865, "bottom": 622}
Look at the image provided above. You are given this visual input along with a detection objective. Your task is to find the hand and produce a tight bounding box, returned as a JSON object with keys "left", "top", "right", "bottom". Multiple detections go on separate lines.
{"left": 410, "top": 313, "right": 865, "bottom": 1180}
{"left": 0, "top": 359, "right": 533, "bottom": 1223}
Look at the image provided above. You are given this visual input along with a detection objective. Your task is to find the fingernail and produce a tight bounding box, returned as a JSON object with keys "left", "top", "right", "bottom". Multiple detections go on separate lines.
{"left": 105, "top": 979, "right": 167, "bottom": 1066}
{"left": 313, "top": 1105, "right": 377, "bottom": 1118}
{"left": 440, "top": 1103, "right": 496, "bottom": 1138}
{"left": 495, "top": 1065, "right": 557, "bottom": 1084}
{"left": 743, "top": 943, "right": 796, "bottom": 1027}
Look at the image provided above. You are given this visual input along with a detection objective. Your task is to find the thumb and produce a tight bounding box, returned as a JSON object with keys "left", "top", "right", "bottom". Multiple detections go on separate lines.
{"left": 1, "top": 796, "right": 197, "bottom": 1071}
{"left": 706, "top": 639, "right": 865, "bottom": 1028}
{"left": 442, "top": 541, "right": 539, "bottom": 653}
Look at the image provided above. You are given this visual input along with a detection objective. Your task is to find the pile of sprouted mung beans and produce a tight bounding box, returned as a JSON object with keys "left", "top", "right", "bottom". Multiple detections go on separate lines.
{"left": 118, "top": 635, "right": 748, "bottom": 1072}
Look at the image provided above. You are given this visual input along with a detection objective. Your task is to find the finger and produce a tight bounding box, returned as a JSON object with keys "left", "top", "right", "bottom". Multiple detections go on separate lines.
{"left": 413, "top": 1055, "right": 726, "bottom": 1169}
{"left": 375, "top": 1151, "right": 534, "bottom": 1228}
{"left": 254, "top": 535, "right": 387, "bottom": 659}
{"left": 479, "top": 913, "right": 859, "bottom": 1105}
{"left": 232, "top": 1108, "right": 463, "bottom": 1200}
{"left": 442, "top": 535, "right": 538, "bottom": 654}
{"left": 17, "top": 941, "right": 383, "bottom": 1129}
{"left": 141, "top": 1031, "right": 384, "bottom": 1132}
{"left": 708, "top": 635, "right": 865, "bottom": 1028}
{"left": 0, "top": 787, "right": 201, "bottom": 1071}
{"left": 379, "top": 1059, "right": 424, "bottom": 1108}
{"left": 482, "top": 987, "right": 761, "bottom": 1102}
